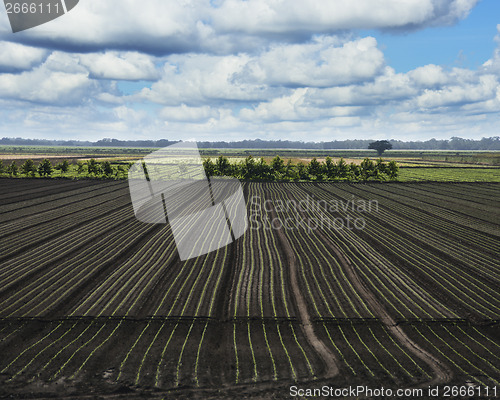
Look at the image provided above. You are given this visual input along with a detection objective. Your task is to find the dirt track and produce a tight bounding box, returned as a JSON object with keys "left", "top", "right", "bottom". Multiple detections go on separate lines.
{"left": 269, "top": 202, "right": 340, "bottom": 379}
{"left": 326, "top": 235, "right": 453, "bottom": 386}
{"left": 282, "top": 184, "right": 454, "bottom": 387}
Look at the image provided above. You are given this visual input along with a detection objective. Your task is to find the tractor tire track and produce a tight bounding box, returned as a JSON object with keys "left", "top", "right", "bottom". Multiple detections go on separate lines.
{"left": 319, "top": 227, "right": 453, "bottom": 387}
{"left": 268, "top": 202, "right": 340, "bottom": 379}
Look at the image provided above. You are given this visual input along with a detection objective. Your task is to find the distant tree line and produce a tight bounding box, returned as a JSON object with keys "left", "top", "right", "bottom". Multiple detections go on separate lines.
{"left": 1, "top": 136, "right": 499, "bottom": 150}
{"left": 204, "top": 156, "right": 398, "bottom": 181}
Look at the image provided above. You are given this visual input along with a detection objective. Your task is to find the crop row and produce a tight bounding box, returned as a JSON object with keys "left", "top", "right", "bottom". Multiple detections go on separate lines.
{"left": 0, "top": 180, "right": 498, "bottom": 393}
{"left": 287, "top": 182, "right": 499, "bottom": 320}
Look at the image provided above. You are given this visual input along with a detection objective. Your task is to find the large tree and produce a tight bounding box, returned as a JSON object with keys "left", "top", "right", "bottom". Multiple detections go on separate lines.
{"left": 368, "top": 140, "right": 392, "bottom": 156}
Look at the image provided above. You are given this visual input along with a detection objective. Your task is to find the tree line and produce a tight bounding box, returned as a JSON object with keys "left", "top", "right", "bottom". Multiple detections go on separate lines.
{"left": 0, "top": 159, "right": 128, "bottom": 178}
{"left": 0, "top": 156, "right": 398, "bottom": 181}
{"left": 1, "top": 136, "right": 499, "bottom": 150}
{"left": 203, "top": 156, "right": 398, "bottom": 181}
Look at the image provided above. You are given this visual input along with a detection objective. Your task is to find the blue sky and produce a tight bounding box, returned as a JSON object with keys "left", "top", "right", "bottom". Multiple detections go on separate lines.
{"left": 0, "top": 0, "right": 499, "bottom": 142}
{"left": 368, "top": 0, "right": 500, "bottom": 72}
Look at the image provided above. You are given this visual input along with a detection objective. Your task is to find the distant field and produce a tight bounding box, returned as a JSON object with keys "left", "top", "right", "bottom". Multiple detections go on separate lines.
{"left": 0, "top": 145, "right": 153, "bottom": 157}
{"left": 398, "top": 167, "right": 500, "bottom": 182}
{"left": 1, "top": 146, "right": 500, "bottom": 182}
{"left": 1, "top": 145, "right": 499, "bottom": 163}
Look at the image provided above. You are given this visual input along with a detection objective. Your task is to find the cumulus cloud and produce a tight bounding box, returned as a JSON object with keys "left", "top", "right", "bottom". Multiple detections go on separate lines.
{"left": 0, "top": 41, "right": 47, "bottom": 71}
{"left": 0, "top": 0, "right": 499, "bottom": 141}
{"left": 135, "top": 36, "right": 387, "bottom": 108}
{"left": 416, "top": 74, "right": 498, "bottom": 109}
{"left": 482, "top": 24, "right": 500, "bottom": 73}
{"left": 79, "top": 52, "right": 159, "bottom": 81}
{"left": 0, "top": 52, "right": 95, "bottom": 104}
{"left": 137, "top": 53, "right": 273, "bottom": 106}
{"left": 306, "top": 67, "right": 415, "bottom": 107}
{"left": 212, "top": 0, "right": 478, "bottom": 34}
{"left": 0, "top": 68, "right": 92, "bottom": 104}
{"left": 239, "top": 88, "right": 308, "bottom": 121}
{"left": 160, "top": 104, "right": 219, "bottom": 122}
{"left": 239, "top": 88, "right": 365, "bottom": 122}
{"left": 239, "top": 36, "right": 385, "bottom": 87}
{"left": 408, "top": 64, "right": 449, "bottom": 87}
{"left": 0, "top": 0, "right": 479, "bottom": 55}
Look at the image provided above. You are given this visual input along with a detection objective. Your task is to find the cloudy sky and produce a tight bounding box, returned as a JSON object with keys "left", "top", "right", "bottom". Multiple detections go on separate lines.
{"left": 0, "top": 0, "right": 499, "bottom": 142}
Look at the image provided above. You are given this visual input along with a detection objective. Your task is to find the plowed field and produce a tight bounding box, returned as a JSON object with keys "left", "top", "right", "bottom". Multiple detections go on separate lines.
{"left": 0, "top": 179, "right": 498, "bottom": 398}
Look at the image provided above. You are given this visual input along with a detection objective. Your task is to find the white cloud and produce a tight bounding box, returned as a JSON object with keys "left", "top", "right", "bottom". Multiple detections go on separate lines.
{"left": 211, "top": 0, "right": 478, "bottom": 33}
{"left": 0, "top": 0, "right": 479, "bottom": 55}
{"left": 160, "top": 104, "right": 219, "bottom": 122}
{"left": 307, "top": 67, "right": 415, "bottom": 107}
{"left": 240, "top": 88, "right": 308, "bottom": 121}
{"left": 416, "top": 74, "right": 498, "bottom": 109}
{"left": 79, "top": 52, "right": 159, "bottom": 81}
{"left": 482, "top": 24, "right": 500, "bottom": 73}
{"left": 137, "top": 53, "right": 272, "bottom": 105}
{"left": 0, "top": 42, "right": 47, "bottom": 71}
{"left": 239, "top": 88, "right": 365, "bottom": 122}
{"left": 0, "top": 1, "right": 499, "bottom": 142}
{"left": 240, "top": 37, "right": 385, "bottom": 87}
{"left": 0, "top": 68, "right": 92, "bottom": 104}
{"left": 0, "top": 52, "right": 94, "bottom": 104}
{"left": 136, "top": 36, "right": 386, "bottom": 108}
{"left": 408, "top": 64, "right": 449, "bottom": 87}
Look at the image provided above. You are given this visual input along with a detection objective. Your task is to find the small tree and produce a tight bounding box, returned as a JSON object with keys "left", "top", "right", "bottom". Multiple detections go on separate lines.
{"left": 270, "top": 155, "right": 285, "bottom": 178}
{"left": 239, "top": 156, "right": 256, "bottom": 180}
{"left": 37, "top": 159, "right": 53, "bottom": 177}
{"left": 0, "top": 160, "right": 4, "bottom": 174}
{"left": 307, "top": 158, "right": 324, "bottom": 180}
{"left": 7, "top": 161, "right": 18, "bottom": 177}
{"left": 360, "top": 158, "right": 376, "bottom": 180}
{"left": 296, "top": 162, "right": 308, "bottom": 180}
{"left": 336, "top": 158, "right": 349, "bottom": 179}
{"left": 349, "top": 162, "right": 360, "bottom": 180}
{"left": 215, "top": 155, "right": 231, "bottom": 176}
{"left": 284, "top": 159, "right": 296, "bottom": 180}
{"left": 375, "top": 158, "right": 386, "bottom": 174}
{"left": 368, "top": 140, "right": 392, "bottom": 156}
{"left": 21, "top": 159, "right": 36, "bottom": 177}
{"left": 203, "top": 158, "right": 216, "bottom": 177}
{"left": 255, "top": 158, "right": 271, "bottom": 180}
{"left": 387, "top": 160, "right": 399, "bottom": 180}
{"left": 324, "top": 157, "right": 335, "bottom": 179}
{"left": 76, "top": 161, "right": 85, "bottom": 175}
{"left": 101, "top": 161, "right": 113, "bottom": 177}
{"left": 87, "top": 158, "right": 100, "bottom": 176}
{"left": 55, "top": 160, "right": 70, "bottom": 175}
{"left": 115, "top": 165, "right": 125, "bottom": 178}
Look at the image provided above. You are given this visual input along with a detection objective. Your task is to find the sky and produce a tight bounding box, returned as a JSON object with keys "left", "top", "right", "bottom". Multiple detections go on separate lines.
{"left": 0, "top": 0, "right": 499, "bottom": 143}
